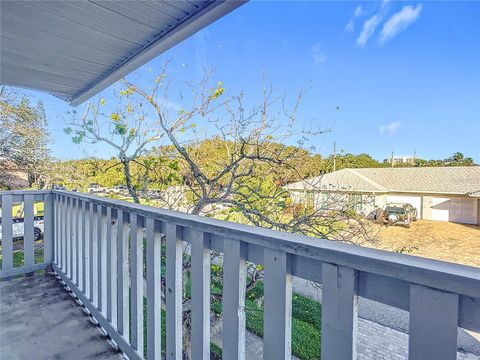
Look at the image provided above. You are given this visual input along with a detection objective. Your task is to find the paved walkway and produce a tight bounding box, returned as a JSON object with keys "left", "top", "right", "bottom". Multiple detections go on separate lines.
{"left": 0, "top": 273, "right": 121, "bottom": 360}
{"left": 293, "top": 277, "right": 480, "bottom": 359}
{"left": 211, "top": 315, "right": 479, "bottom": 359}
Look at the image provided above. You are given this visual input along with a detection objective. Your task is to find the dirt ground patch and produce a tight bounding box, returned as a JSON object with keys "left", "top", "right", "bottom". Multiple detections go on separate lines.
{"left": 366, "top": 220, "right": 480, "bottom": 267}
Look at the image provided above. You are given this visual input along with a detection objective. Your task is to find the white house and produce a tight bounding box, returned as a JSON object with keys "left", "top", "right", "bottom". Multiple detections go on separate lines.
{"left": 285, "top": 166, "right": 480, "bottom": 225}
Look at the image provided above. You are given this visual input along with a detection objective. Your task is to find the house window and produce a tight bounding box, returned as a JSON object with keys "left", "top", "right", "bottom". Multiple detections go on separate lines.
{"left": 320, "top": 192, "right": 329, "bottom": 209}
{"left": 348, "top": 194, "right": 363, "bottom": 212}
{"left": 305, "top": 192, "right": 315, "bottom": 209}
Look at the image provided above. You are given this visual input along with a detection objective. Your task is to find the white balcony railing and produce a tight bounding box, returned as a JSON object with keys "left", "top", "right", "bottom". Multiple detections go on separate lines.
{"left": 1, "top": 190, "right": 479, "bottom": 360}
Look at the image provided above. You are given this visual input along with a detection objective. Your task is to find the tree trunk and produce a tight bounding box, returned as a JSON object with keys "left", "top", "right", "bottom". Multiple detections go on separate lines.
{"left": 121, "top": 158, "right": 140, "bottom": 203}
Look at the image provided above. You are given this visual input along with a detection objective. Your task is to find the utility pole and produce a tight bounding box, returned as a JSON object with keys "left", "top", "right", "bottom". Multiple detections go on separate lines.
{"left": 391, "top": 151, "right": 394, "bottom": 167}
{"left": 333, "top": 141, "right": 336, "bottom": 172}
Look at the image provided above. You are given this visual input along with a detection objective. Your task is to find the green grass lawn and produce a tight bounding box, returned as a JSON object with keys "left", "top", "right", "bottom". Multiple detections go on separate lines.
{"left": 0, "top": 246, "right": 44, "bottom": 268}
{"left": 135, "top": 277, "right": 322, "bottom": 360}
{"left": 212, "top": 281, "right": 321, "bottom": 360}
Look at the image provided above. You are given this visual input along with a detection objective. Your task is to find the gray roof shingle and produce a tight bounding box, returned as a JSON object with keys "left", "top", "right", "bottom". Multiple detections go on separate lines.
{"left": 285, "top": 166, "right": 480, "bottom": 195}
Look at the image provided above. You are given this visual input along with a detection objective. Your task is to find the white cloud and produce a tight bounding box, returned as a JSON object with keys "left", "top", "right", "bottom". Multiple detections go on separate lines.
{"left": 311, "top": 43, "right": 327, "bottom": 64}
{"left": 354, "top": 5, "right": 364, "bottom": 17}
{"left": 345, "top": 5, "right": 364, "bottom": 33}
{"left": 379, "top": 121, "right": 401, "bottom": 134}
{"left": 159, "top": 97, "right": 182, "bottom": 112}
{"left": 379, "top": 4, "right": 423, "bottom": 44}
{"left": 381, "top": 0, "right": 391, "bottom": 10}
{"left": 345, "top": 20, "right": 355, "bottom": 32}
{"left": 356, "top": 15, "right": 381, "bottom": 47}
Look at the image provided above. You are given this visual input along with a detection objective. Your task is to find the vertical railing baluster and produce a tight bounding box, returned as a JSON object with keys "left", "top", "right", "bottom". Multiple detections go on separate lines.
{"left": 57, "top": 194, "right": 62, "bottom": 268}
{"left": 166, "top": 223, "right": 183, "bottom": 360}
{"left": 321, "top": 263, "right": 358, "bottom": 360}
{"left": 89, "top": 202, "right": 96, "bottom": 302}
{"left": 409, "top": 284, "right": 458, "bottom": 360}
{"left": 264, "top": 248, "right": 292, "bottom": 360}
{"left": 106, "top": 207, "right": 118, "bottom": 328}
{"left": 66, "top": 197, "right": 72, "bottom": 278}
{"left": 77, "top": 199, "right": 83, "bottom": 290}
{"left": 44, "top": 193, "right": 53, "bottom": 265}
{"left": 111, "top": 209, "right": 118, "bottom": 329}
{"left": 190, "top": 228, "right": 210, "bottom": 360}
{"left": 106, "top": 207, "right": 112, "bottom": 322}
{"left": 117, "top": 209, "right": 130, "bottom": 338}
{"left": 82, "top": 200, "right": 88, "bottom": 293}
{"left": 1, "top": 194, "right": 14, "bottom": 272}
{"left": 62, "top": 196, "right": 67, "bottom": 272}
{"left": 74, "top": 198, "right": 80, "bottom": 285}
{"left": 23, "top": 194, "right": 35, "bottom": 270}
{"left": 59, "top": 196, "right": 63, "bottom": 271}
{"left": 71, "top": 198, "right": 77, "bottom": 284}
{"left": 53, "top": 194, "right": 59, "bottom": 265}
{"left": 146, "top": 218, "right": 162, "bottom": 360}
{"left": 222, "top": 238, "right": 246, "bottom": 360}
{"left": 98, "top": 205, "right": 107, "bottom": 314}
{"left": 131, "top": 213, "right": 144, "bottom": 351}
{"left": 84, "top": 201, "right": 91, "bottom": 296}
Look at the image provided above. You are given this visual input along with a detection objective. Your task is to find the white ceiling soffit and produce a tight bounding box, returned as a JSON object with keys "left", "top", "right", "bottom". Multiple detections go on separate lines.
{"left": 0, "top": 0, "right": 246, "bottom": 106}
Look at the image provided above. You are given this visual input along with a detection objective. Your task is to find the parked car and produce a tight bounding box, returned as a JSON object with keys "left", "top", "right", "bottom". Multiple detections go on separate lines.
{"left": 52, "top": 184, "right": 66, "bottom": 190}
{"left": 108, "top": 185, "right": 128, "bottom": 195}
{"left": 383, "top": 203, "right": 417, "bottom": 228}
{"left": 0, "top": 216, "right": 45, "bottom": 241}
{"left": 86, "top": 183, "right": 105, "bottom": 193}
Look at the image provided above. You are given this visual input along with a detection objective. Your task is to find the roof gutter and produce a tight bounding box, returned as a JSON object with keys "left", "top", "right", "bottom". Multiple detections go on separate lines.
{"left": 69, "top": 0, "right": 247, "bottom": 106}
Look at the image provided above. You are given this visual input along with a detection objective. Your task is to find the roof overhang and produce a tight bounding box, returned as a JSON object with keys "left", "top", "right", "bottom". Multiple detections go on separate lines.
{"left": 0, "top": 0, "right": 246, "bottom": 106}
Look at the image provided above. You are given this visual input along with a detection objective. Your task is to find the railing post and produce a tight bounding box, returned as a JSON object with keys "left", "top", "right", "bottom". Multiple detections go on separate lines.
{"left": 44, "top": 192, "right": 53, "bottom": 264}
{"left": 166, "top": 223, "right": 183, "bottom": 360}
{"left": 23, "top": 194, "right": 35, "bottom": 270}
{"left": 321, "top": 263, "right": 358, "bottom": 360}
{"left": 146, "top": 218, "right": 162, "bottom": 360}
{"left": 409, "top": 284, "right": 459, "bottom": 360}
{"left": 264, "top": 248, "right": 292, "bottom": 360}
{"left": 222, "top": 238, "right": 246, "bottom": 360}
{"left": 54, "top": 193, "right": 59, "bottom": 265}
{"left": 190, "top": 228, "right": 211, "bottom": 360}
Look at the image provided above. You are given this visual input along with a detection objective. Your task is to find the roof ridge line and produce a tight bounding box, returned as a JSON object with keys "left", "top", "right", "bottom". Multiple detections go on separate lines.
{"left": 347, "top": 168, "right": 389, "bottom": 192}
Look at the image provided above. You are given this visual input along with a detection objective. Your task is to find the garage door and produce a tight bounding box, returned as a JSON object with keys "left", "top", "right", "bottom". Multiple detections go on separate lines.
{"left": 431, "top": 197, "right": 477, "bottom": 224}
{"left": 386, "top": 195, "right": 423, "bottom": 219}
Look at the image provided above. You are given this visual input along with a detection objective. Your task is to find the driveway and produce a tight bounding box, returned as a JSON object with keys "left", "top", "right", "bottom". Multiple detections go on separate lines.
{"left": 368, "top": 220, "right": 480, "bottom": 267}
{"left": 298, "top": 220, "right": 480, "bottom": 355}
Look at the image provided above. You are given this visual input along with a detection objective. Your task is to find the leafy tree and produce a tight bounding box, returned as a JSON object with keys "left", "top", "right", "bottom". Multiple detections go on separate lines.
{"left": 0, "top": 86, "right": 51, "bottom": 188}
{"left": 60, "top": 64, "right": 376, "bottom": 358}
{"left": 118, "top": 66, "right": 376, "bottom": 358}
{"left": 444, "top": 152, "right": 474, "bottom": 166}
{"left": 63, "top": 65, "right": 169, "bottom": 203}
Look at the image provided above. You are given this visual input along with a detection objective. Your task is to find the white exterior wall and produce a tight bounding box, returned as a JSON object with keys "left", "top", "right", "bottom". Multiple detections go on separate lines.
{"left": 289, "top": 190, "right": 479, "bottom": 225}
{"left": 430, "top": 196, "right": 478, "bottom": 224}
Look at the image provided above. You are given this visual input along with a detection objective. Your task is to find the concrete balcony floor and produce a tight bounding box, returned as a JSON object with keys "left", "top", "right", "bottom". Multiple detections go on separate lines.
{"left": 0, "top": 272, "right": 121, "bottom": 360}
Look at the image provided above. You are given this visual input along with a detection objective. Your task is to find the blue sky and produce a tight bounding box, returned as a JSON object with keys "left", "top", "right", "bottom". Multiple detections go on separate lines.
{"left": 20, "top": 1, "right": 480, "bottom": 162}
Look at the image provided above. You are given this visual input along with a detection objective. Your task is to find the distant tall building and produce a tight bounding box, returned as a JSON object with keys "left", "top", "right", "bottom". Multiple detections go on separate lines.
{"left": 386, "top": 156, "right": 416, "bottom": 165}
